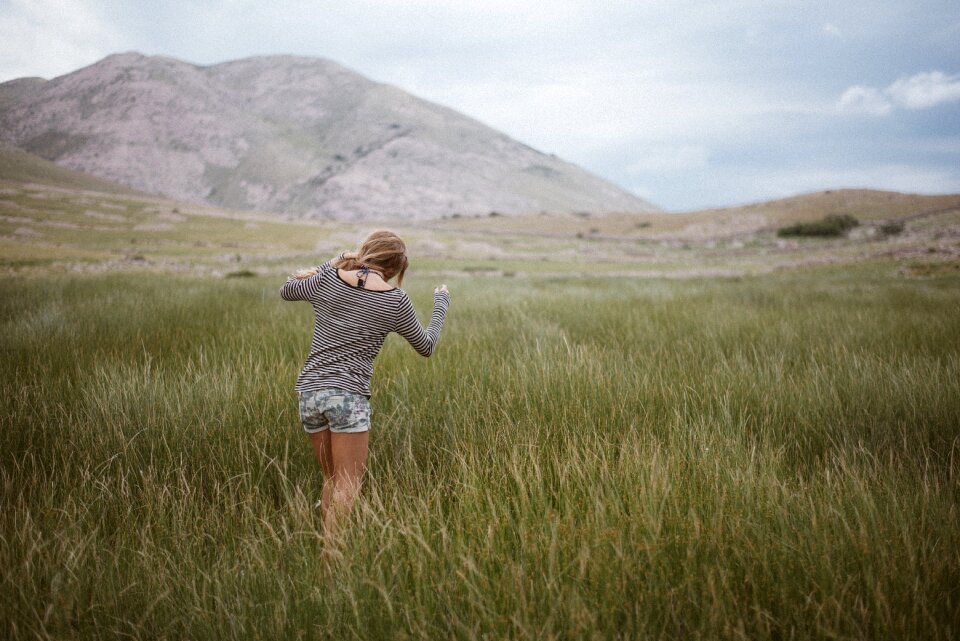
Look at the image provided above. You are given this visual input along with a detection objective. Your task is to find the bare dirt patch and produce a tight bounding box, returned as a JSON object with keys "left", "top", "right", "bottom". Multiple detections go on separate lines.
{"left": 40, "top": 220, "right": 80, "bottom": 229}
{"left": 85, "top": 209, "right": 127, "bottom": 222}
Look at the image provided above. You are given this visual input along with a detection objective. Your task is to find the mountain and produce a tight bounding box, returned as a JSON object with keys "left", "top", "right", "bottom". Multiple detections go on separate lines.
{"left": 0, "top": 52, "right": 657, "bottom": 221}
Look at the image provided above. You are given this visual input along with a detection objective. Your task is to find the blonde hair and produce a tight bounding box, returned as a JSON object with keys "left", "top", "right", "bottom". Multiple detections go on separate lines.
{"left": 294, "top": 229, "right": 409, "bottom": 285}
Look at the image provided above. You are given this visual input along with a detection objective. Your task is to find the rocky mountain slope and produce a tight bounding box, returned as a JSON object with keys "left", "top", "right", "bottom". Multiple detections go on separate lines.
{"left": 0, "top": 53, "right": 657, "bottom": 221}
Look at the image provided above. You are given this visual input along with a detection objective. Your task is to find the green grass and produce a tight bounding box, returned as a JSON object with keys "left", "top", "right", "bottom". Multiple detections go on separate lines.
{"left": 2, "top": 266, "right": 959, "bottom": 640}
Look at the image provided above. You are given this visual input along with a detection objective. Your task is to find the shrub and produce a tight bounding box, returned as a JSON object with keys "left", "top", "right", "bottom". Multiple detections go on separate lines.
{"left": 225, "top": 269, "right": 257, "bottom": 278}
{"left": 777, "top": 214, "right": 859, "bottom": 238}
{"left": 879, "top": 220, "right": 905, "bottom": 236}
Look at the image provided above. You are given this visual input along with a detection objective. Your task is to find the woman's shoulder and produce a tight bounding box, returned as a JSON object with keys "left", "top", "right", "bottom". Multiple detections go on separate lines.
{"left": 391, "top": 287, "right": 413, "bottom": 305}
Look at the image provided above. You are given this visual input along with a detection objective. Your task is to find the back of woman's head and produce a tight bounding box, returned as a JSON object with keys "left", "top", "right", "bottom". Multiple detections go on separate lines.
{"left": 336, "top": 229, "right": 409, "bottom": 285}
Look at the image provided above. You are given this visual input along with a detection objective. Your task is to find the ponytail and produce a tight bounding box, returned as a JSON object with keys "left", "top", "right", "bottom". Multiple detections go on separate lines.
{"left": 336, "top": 230, "right": 409, "bottom": 286}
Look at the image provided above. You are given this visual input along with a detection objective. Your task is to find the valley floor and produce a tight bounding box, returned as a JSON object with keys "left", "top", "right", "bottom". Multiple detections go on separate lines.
{"left": 1, "top": 179, "right": 959, "bottom": 282}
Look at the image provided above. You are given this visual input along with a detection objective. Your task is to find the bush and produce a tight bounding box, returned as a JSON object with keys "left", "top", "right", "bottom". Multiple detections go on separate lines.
{"left": 225, "top": 269, "right": 257, "bottom": 278}
{"left": 879, "top": 220, "right": 905, "bottom": 236}
{"left": 777, "top": 214, "right": 859, "bottom": 238}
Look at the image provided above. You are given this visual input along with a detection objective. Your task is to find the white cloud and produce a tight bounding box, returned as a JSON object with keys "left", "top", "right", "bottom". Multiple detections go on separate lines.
{"left": 837, "top": 86, "right": 892, "bottom": 115}
{"left": 627, "top": 145, "right": 710, "bottom": 173}
{"left": 0, "top": 0, "right": 125, "bottom": 80}
{"left": 837, "top": 71, "right": 960, "bottom": 116}
{"left": 404, "top": 62, "right": 821, "bottom": 164}
{"left": 822, "top": 23, "right": 842, "bottom": 37}
{"left": 886, "top": 71, "right": 960, "bottom": 109}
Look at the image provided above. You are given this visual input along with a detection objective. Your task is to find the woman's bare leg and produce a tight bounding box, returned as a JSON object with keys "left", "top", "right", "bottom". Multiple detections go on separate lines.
{"left": 325, "top": 431, "right": 370, "bottom": 541}
{"left": 307, "top": 430, "right": 334, "bottom": 521}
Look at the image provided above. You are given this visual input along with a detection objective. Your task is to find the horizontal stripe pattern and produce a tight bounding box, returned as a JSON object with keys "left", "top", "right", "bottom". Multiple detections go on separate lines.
{"left": 280, "top": 260, "right": 449, "bottom": 397}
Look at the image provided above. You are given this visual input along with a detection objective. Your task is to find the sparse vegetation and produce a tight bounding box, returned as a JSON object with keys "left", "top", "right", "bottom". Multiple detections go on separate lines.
{"left": 777, "top": 213, "right": 860, "bottom": 237}
{"left": 899, "top": 261, "right": 960, "bottom": 277}
{"left": 879, "top": 220, "right": 905, "bottom": 236}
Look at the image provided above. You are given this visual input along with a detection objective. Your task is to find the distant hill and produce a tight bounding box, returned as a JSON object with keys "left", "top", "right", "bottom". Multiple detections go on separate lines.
{"left": 424, "top": 188, "right": 960, "bottom": 240}
{"left": 688, "top": 189, "right": 960, "bottom": 223}
{"left": 0, "top": 144, "right": 143, "bottom": 195}
{"left": 0, "top": 52, "right": 658, "bottom": 221}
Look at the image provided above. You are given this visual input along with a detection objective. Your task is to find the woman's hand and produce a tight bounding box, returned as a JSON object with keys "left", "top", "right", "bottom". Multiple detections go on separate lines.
{"left": 293, "top": 268, "right": 319, "bottom": 280}
{"left": 435, "top": 284, "right": 449, "bottom": 295}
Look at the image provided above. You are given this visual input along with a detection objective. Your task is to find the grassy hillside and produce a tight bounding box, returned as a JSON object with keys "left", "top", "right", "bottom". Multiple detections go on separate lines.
{"left": 0, "top": 145, "right": 144, "bottom": 195}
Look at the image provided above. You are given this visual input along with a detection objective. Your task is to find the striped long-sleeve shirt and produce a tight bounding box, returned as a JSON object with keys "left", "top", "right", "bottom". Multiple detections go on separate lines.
{"left": 280, "top": 259, "right": 450, "bottom": 397}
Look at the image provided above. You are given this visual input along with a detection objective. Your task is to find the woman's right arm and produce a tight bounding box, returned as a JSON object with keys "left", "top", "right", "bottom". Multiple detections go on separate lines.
{"left": 394, "top": 287, "right": 450, "bottom": 356}
{"left": 279, "top": 252, "right": 349, "bottom": 301}
{"left": 279, "top": 270, "right": 322, "bottom": 301}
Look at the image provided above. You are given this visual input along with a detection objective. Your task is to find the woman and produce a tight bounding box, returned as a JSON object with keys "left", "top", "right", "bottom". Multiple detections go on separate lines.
{"left": 280, "top": 230, "right": 450, "bottom": 541}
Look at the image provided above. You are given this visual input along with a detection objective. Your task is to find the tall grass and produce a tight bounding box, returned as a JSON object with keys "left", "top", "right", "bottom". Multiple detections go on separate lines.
{"left": 1, "top": 266, "right": 958, "bottom": 640}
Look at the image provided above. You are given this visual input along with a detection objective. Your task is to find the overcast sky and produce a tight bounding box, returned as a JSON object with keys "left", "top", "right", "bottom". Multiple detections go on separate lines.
{"left": 2, "top": 0, "right": 959, "bottom": 210}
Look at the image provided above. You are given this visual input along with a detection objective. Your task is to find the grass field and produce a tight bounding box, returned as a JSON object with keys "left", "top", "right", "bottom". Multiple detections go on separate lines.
{"left": 2, "top": 153, "right": 960, "bottom": 639}
{"left": 2, "top": 262, "right": 959, "bottom": 640}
